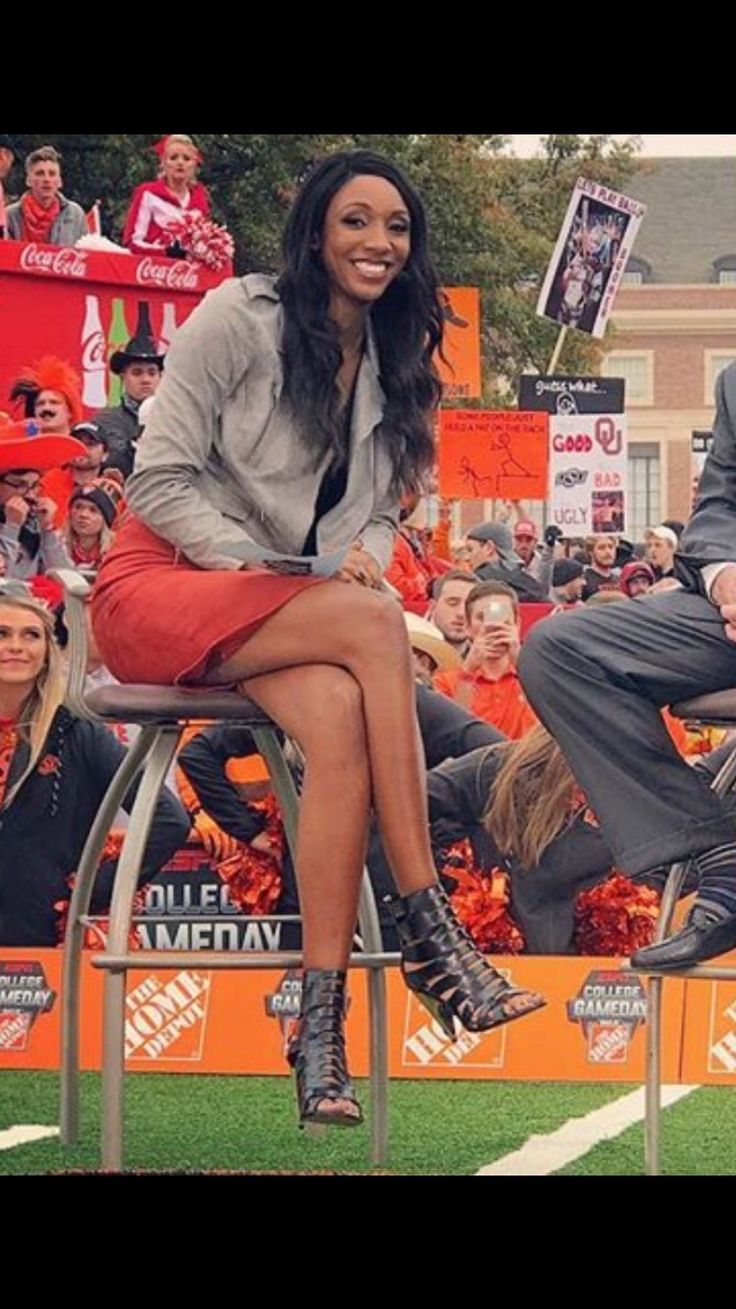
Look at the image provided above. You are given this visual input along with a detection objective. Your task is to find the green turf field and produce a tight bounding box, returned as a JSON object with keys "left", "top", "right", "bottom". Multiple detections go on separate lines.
{"left": 1, "top": 1072, "right": 734, "bottom": 1174}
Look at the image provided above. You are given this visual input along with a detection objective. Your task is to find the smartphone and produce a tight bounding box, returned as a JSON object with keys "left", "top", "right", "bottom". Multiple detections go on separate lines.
{"left": 484, "top": 598, "right": 514, "bottom": 626}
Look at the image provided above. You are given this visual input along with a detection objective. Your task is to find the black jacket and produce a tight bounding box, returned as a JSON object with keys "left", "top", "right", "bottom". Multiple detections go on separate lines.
{"left": 475, "top": 561, "right": 547, "bottom": 603}
{"left": 93, "top": 400, "right": 140, "bottom": 480}
{"left": 0, "top": 707, "right": 190, "bottom": 946}
{"left": 678, "top": 362, "right": 736, "bottom": 591}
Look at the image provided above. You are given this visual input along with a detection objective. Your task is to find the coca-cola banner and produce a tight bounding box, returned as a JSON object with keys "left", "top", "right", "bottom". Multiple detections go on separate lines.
{"left": 0, "top": 240, "right": 230, "bottom": 417}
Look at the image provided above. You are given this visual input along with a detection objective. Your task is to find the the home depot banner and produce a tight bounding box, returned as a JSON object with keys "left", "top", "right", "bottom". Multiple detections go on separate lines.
{"left": 0, "top": 240, "right": 229, "bottom": 417}
{"left": 1, "top": 947, "right": 709, "bottom": 1085}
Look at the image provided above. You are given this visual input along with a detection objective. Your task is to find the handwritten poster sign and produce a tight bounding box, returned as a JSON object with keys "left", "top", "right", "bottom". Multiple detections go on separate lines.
{"left": 434, "top": 287, "right": 482, "bottom": 400}
{"left": 550, "top": 413, "right": 628, "bottom": 534}
{"left": 438, "top": 410, "right": 549, "bottom": 500}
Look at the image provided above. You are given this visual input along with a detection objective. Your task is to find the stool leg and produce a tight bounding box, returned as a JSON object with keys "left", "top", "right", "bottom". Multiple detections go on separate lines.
{"left": 252, "top": 728, "right": 300, "bottom": 856}
{"left": 358, "top": 872, "right": 389, "bottom": 1168}
{"left": 61, "top": 729, "right": 155, "bottom": 1146}
{"left": 643, "top": 858, "right": 688, "bottom": 1176}
{"left": 645, "top": 975, "right": 663, "bottom": 1176}
{"left": 100, "top": 728, "right": 179, "bottom": 1171}
{"left": 101, "top": 967, "right": 127, "bottom": 1172}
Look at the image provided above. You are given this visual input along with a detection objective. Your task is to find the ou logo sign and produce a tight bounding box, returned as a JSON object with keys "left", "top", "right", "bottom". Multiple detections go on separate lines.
{"left": 594, "top": 416, "right": 623, "bottom": 458}
{"left": 552, "top": 416, "right": 623, "bottom": 458}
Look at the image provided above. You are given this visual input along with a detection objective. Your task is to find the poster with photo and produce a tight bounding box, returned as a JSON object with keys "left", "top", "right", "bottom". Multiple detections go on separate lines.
{"left": 537, "top": 178, "right": 646, "bottom": 339}
{"left": 550, "top": 413, "right": 628, "bottom": 535}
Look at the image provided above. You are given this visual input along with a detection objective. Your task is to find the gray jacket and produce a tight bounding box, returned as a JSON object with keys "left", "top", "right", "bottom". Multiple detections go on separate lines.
{"left": 125, "top": 274, "right": 400, "bottom": 572}
{"left": 6, "top": 193, "right": 87, "bottom": 247}
{"left": 0, "top": 520, "right": 73, "bottom": 580}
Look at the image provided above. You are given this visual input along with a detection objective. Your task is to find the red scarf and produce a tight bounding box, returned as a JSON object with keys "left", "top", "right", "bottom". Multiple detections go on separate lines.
{"left": 0, "top": 718, "right": 19, "bottom": 809}
{"left": 71, "top": 538, "right": 102, "bottom": 566}
{"left": 21, "top": 192, "right": 61, "bottom": 243}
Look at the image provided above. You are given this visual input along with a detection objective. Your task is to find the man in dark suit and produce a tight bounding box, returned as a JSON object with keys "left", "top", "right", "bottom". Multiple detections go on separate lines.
{"left": 519, "top": 362, "right": 736, "bottom": 970}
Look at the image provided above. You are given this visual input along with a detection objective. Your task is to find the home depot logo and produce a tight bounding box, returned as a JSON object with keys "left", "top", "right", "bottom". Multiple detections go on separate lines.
{"left": 401, "top": 991, "right": 506, "bottom": 1070}
{"left": 707, "top": 987, "right": 736, "bottom": 1074}
{"left": 0, "top": 960, "right": 56, "bottom": 1052}
{"left": 567, "top": 970, "right": 646, "bottom": 1064}
{"left": 124, "top": 969, "right": 211, "bottom": 1063}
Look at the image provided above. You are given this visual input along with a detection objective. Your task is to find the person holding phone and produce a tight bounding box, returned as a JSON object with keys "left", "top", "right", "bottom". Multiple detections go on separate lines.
{"left": 433, "top": 580, "right": 537, "bottom": 738}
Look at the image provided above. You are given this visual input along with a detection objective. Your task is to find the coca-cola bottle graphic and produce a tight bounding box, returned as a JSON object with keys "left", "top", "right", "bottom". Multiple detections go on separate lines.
{"left": 81, "top": 294, "right": 107, "bottom": 408}
{"left": 107, "top": 296, "right": 130, "bottom": 406}
{"left": 158, "top": 302, "right": 178, "bottom": 355}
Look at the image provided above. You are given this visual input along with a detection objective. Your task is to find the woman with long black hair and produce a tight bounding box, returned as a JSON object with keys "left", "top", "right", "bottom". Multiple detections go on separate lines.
{"left": 92, "top": 150, "right": 545, "bottom": 1129}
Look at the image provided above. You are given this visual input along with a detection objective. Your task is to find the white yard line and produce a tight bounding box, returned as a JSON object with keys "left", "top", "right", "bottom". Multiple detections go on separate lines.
{"left": 0, "top": 1125, "right": 59, "bottom": 1152}
{"left": 476, "top": 1084, "right": 700, "bottom": 1176}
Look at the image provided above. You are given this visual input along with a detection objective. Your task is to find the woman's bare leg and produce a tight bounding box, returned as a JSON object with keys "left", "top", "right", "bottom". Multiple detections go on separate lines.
{"left": 209, "top": 582, "right": 436, "bottom": 895}
{"left": 241, "top": 663, "right": 369, "bottom": 971}
{"left": 239, "top": 661, "right": 369, "bottom": 1123}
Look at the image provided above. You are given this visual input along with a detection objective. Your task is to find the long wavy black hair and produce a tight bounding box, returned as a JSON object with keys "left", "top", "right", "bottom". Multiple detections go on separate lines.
{"left": 277, "top": 150, "right": 444, "bottom": 494}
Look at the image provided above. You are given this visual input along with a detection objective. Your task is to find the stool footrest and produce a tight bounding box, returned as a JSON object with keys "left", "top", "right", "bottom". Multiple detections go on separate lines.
{"left": 91, "top": 950, "right": 400, "bottom": 971}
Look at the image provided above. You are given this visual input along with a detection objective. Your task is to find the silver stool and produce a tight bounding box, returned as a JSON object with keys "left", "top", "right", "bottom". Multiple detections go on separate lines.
{"left": 626, "top": 688, "right": 736, "bottom": 1176}
{"left": 53, "top": 569, "right": 397, "bottom": 1171}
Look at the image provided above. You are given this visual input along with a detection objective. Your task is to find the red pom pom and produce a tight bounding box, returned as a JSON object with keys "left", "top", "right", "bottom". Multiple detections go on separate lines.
{"left": 164, "top": 211, "right": 234, "bottom": 270}
{"left": 574, "top": 872, "right": 660, "bottom": 956}
{"left": 442, "top": 840, "right": 526, "bottom": 955}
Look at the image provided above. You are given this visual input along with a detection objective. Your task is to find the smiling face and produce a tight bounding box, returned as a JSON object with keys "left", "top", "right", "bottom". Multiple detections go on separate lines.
{"left": 0, "top": 603, "right": 47, "bottom": 692}
{"left": 35, "top": 389, "right": 71, "bottom": 434}
{"left": 320, "top": 174, "right": 411, "bottom": 317}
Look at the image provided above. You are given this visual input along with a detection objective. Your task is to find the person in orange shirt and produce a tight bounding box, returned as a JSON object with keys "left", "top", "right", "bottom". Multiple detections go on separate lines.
{"left": 385, "top": 488, "right": 450, "bottom": 608}
{"left": 433, "top": 580, "right": 537, "bottom": 739}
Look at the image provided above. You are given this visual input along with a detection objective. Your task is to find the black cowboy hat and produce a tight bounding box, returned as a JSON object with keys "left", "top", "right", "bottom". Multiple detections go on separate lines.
{"left": 109, "top": 302, "right": 166, "bottom": 375}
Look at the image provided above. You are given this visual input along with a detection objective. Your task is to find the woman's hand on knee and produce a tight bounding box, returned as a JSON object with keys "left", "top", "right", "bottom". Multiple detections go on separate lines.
{"left": 336, "top": 542, "right": 382, "bottom": 589}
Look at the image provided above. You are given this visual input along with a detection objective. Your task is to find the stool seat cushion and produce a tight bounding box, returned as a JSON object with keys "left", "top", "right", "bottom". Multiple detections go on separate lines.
{"left": 85, "top": 683, "right": 276, "bottom": 727}
{"left": 670, "top": 689, "right": 736, "bottom": 724}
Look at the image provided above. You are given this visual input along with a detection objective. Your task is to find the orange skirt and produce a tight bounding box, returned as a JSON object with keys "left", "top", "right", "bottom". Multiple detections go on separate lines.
{"left": 91, "top": 514, "right": 324, "bottom": 685}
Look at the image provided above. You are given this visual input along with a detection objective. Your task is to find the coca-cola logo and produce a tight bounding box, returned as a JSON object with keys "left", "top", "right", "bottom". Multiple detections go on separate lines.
{"left": 81, "top": 330, "right": 106, "bottom": 370}
{"left": 19, "top": 244, "right": 88, "bottom": 279}
{"left": 136, "top": 257, "right": 199, "bottom": 291}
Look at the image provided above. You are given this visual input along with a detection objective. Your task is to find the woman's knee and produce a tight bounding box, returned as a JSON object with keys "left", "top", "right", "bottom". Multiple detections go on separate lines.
{"left": 292, "top": 666, "right": 366, "bottom": 756}
{"left": 343, "top": 590, "right": 409, "bottom": 659}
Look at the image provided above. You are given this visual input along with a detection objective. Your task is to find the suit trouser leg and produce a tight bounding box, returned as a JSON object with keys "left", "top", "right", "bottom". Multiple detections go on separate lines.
{"left": 518, "top": 590, "right": 736, "bottom": 876}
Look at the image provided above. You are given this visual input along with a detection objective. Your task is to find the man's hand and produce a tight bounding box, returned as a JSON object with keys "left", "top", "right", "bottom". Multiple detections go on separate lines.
{"left": 189, "top": 810, "right": 240, "bottom": 860}
{"left": 483, "top": 619, "right": 521, "bottom": 663}
{"left": 465, "top": 620, "right": 520, "bottom": 669}
{"left": 710, "top": 563, "right": 736, "bottom": 644}
{"left": 3, "top": 495, "right": 30, "bottom": 527}
{"left": 251, "top": 830, "right": 282, "bottom": 865}
{"left": 35, "top": 497, "right": 57, "bottom": 531}
{"left": 544, "top": 524, "right": 563, "bottom": 550}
